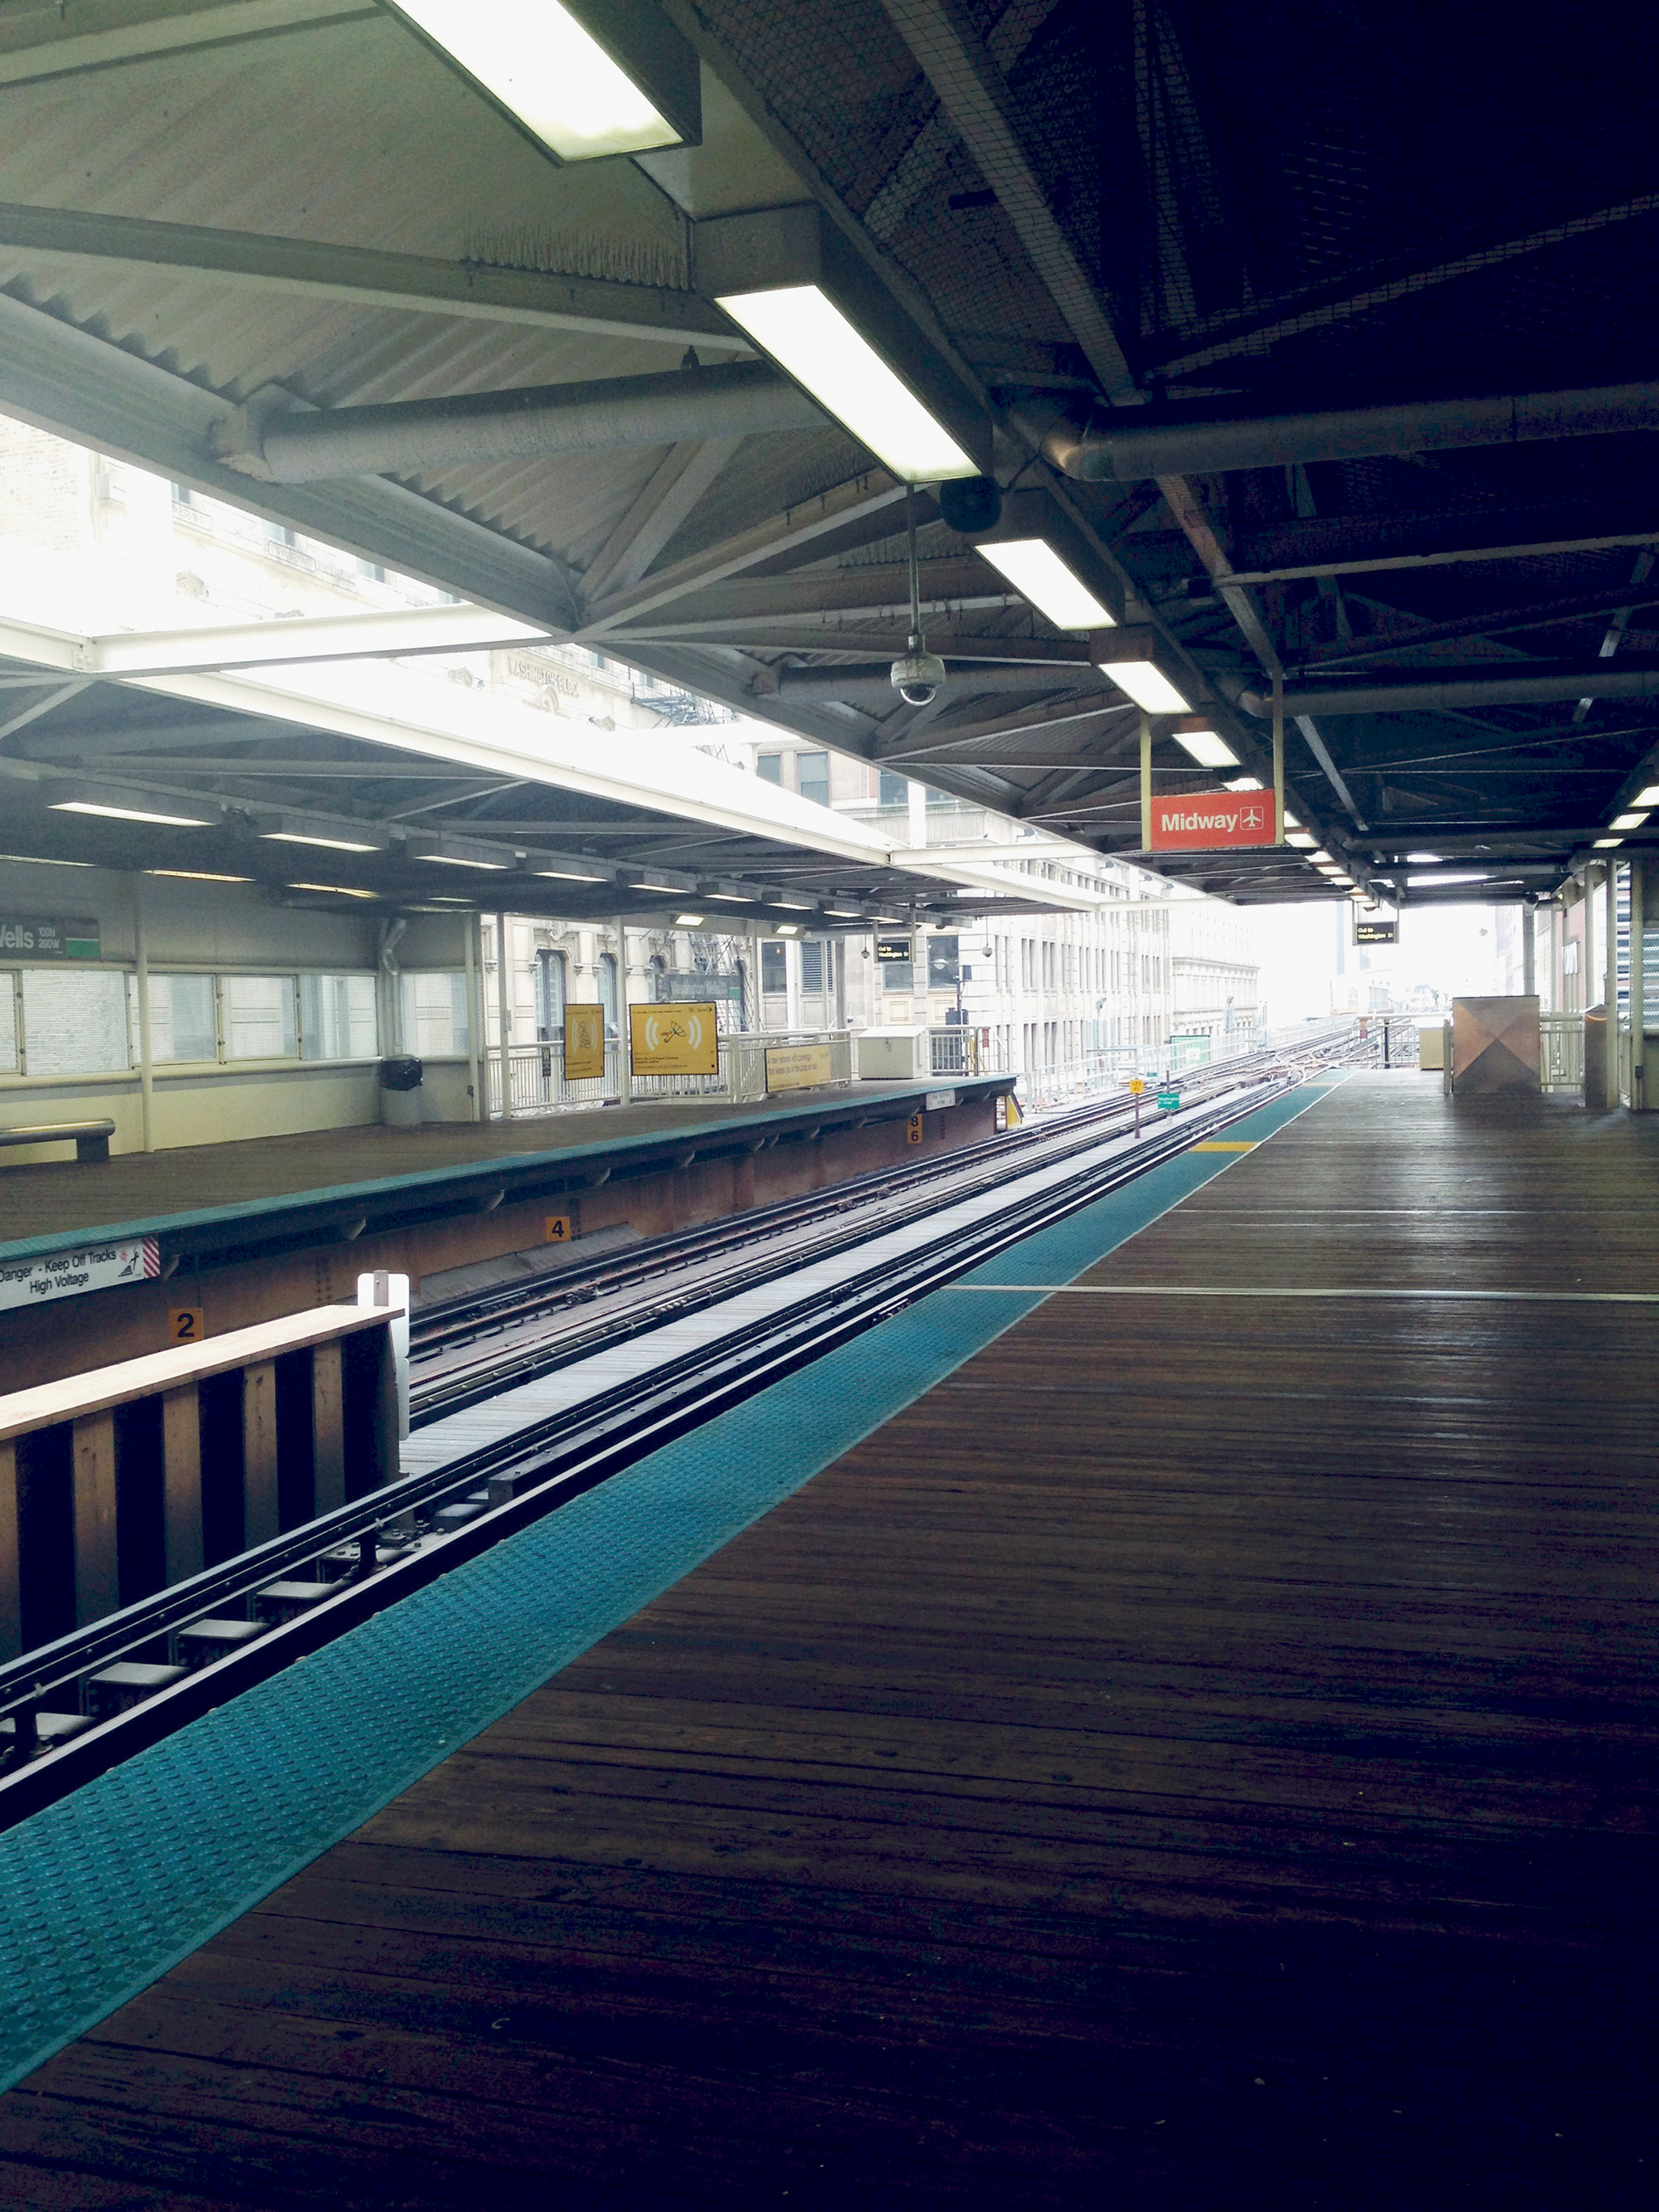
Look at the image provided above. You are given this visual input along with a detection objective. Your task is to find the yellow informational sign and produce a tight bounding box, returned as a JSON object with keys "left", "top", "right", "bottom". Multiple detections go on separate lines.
{"left": 168, "top": 1307, "right": 203, "bottom": 1345}
{"left": 1127, "top": 1077, "right": 1145, "bottom": 1096}
{"left": 563, "top": 1004, "right": 606, "bottom": 1081}
{"left": 544, "top": 1213, "right": 572, "bottom": 1243}
{"left": 630, "top": 1001, "right": 718, "bottom": 1077}
{"left": 906, "top": 1113, "right": 924, "bottom": 1145}
{"left": 765, "top": 1043, "right": 832, "bottom": 1092}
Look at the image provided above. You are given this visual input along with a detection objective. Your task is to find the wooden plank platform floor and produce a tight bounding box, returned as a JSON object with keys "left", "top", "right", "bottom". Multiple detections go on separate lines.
{"left": 2, "top": 1072, "right": 1656, "bottom": 2206}
{"left": 0, "top": 1084, "right": 924, "bottom": 1247}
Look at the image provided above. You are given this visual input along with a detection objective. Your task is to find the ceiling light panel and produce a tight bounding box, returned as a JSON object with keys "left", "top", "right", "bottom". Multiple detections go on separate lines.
{"left": 1172, "top": 728, "right": 1240, "bottom": 770}
{"left": 699, "top": 205, "right": 988, "bottom": 483}
{"left": 1611, "top": 812, "right": 1650, "bottom": 829}
{"left": 264, "top": 830, "right": 382, "bottom": 854}
{"left": 1088, "top": 626, "right": 1191, "bottom": 715}
{"left": 53, "top": 799, "right": 212, "bottom": 828}
{"left": 387, "top": 0, "right": 699, "bottom": 162}
{"left": 976, "top": 540, "right": 1114, "bottom": 631}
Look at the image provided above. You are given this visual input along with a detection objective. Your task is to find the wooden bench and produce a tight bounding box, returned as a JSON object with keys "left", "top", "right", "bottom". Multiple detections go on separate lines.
{"left": 0, "top": 1118, "right": 116, "bottom": 1164}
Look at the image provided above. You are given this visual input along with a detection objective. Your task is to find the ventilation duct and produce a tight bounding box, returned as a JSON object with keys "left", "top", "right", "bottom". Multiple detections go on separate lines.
{"left": 212, "top": 362, "right": 823, "bottom": 483}
{"left": 1238, "top": 659, "right": 1659, "bottom": 717}
{"left": 1029, "top": 379, "right": 1659, "bottom": 484}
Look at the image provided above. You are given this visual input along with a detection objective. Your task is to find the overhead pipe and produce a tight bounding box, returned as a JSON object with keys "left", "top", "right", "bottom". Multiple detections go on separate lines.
{"left": 1026, "top": 379, "right": 1659, "bottom": 484}
{"left": 1238, "top": 659, "right": 1659, "bottom": 717}
{"left": 212, "top": 362, "right": 823, "bottom": 483}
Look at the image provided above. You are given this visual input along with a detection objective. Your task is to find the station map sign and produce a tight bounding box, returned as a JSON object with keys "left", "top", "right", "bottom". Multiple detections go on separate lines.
{"left": 630, "top": 1002, "right": 718, "bottom": 1077}
{"left": 1147, "top": 795, "right": 1275, "bottom": 851}
{"left": 0, "top": 916, "right": 100, "bottom": 960}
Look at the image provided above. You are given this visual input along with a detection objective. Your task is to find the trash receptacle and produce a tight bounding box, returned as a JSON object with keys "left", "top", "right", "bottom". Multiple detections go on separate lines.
{"left": 377, "top": 1054, "right": 425, "bottom": 1127}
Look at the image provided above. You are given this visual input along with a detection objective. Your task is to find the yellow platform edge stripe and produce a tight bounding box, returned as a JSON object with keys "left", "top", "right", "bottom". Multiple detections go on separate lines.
{"left": 1190, "top": 1140, "right": 1258, "bottom": 1152}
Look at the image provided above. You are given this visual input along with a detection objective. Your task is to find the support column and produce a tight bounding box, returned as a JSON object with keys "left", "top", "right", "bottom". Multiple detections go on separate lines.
{"left": 134, "top": 874, "right": 155, "bottom": 1154}
{"left": 311, "top": 1338, "right": 346, "bottom": 1514}
{"left": 1605, "top": 860, "right": 1620, "bottom": 1108}
{"left": 161, "top": 1384, "right": 203, "bottom": 1585}
{"left": 1522, "top": 903, "right": 1536, "bottom": 998}
{"left": 464, "top": 912, "right": 484, "bottom": 1121}
{"left": 0, "top": 1439, "right": 19, "bottom": 1663}
{"left": 71, "top": 1410, "right": 119, "bottom": 1626}
{"left": 1631, "top": 857, "right": 1646, "bottom": 1111}
{"left": 615, "top": 916, "right": 632, "bottom": 1104}
{"left": 494, "top": 912, "right": 513, "bottom": 1121}
{"left": 241, "top": 1359, "right": 280, "bottom": 1548}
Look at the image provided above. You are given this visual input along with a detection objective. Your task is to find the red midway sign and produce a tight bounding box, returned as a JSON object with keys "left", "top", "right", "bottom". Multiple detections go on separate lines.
{"left": 1149, "top": 793, "right": 1276, "bottom": 851}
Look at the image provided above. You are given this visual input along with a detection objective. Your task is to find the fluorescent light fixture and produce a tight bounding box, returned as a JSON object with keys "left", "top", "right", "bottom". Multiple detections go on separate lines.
{"left": 1405, "top": 851, "right": 1443, "bottom": 863}
{"left": 1171, "top": 720, "right": 1239, "bottom": 770}
{"left": 674, "top": 912, "right": 703, "bottom": 926}
{"left": 716, "top": 286, "right": 976, "bottom": 481}
{"left": 416, "top": 848, "right": 507, "bottom": 870}
{"left": 1088, "top": 627, "right": 1191, "bottom": 715}
{"left": 774, "top": 896, "right": 815, "bottom": 911}
{"left": 975, "top": 539, "right": 1114, "bottom": 630}
{"left": 775, "top": 924, "right": 800, "bottom": 937}
{"left": 1594, "top": 837, "right": 1624, "bottom": 849}
{"left": 1310, "top": 850, "right": 1334, "bottom": 865}
{"left": 289, "top": 881, "right": 377, "bottom": 898}
{"left": 709, "top": 890, "right": 755, "bottom": 902}
{"left": 387, "top": 0, "right": 698, "bottom": 163}
{"left": 146, "top": 869, "right": 251, "bottom": 882}
{"left": 1405, "top": 870, "right": 1491, "bottom": 885}
{"left": 630, "top": 878, "right": 692, "bottom": 893}
{"left": 264, "top": 830, "right": 382, "bottom": 853}
{"left": 1635, "top": 786, "right": 1659, "bottom": 807}
{"left": 1283, "top": 810, "right": 1301, "bottom": 829}
{"left": 699, "top": 205, "right": 988, "bottom": 483}
{"left": 53, "top": 798, "right": 212, "bottom": 829}
{"left": 536, "top": 866, "right": 609, "bottom": 884}
{"left": 1612, "top": 812, "right": 1651, "bottom": 829}
{"left": 1285, "top": 830, "right": 1316, "bottom": 848}
{"left": 0, "top": 852, "right": 92, "bottom": 867}
{"left": 1223, "top": 775, "right": 1265, "bottom": 791}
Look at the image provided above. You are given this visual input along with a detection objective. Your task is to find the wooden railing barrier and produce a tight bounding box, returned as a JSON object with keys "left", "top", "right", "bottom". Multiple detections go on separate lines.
{"left": 0, "top": 1298, "right": 405, "bottom": 1662}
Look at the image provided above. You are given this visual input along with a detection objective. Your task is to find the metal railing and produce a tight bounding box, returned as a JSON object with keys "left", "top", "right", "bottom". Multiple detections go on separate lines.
{"left": 1540, "top": 1013, "right": 1584, "bottom": 1093}
{"left": 927, "top": 1028, "right": 981, "bottom": 1078}
{"left": 485, "top": 1030, "right": 854, "bottom": 1114}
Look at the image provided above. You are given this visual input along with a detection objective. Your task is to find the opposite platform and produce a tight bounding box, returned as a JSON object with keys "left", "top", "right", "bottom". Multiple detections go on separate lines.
{"left": 1, "top": 1072, "right": 1654, "bottom": 2206}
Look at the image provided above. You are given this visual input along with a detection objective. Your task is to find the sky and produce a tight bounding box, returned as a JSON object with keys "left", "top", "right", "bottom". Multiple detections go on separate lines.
{"left": 1251, "top": 899, "right": 1517, "bottom": 1028}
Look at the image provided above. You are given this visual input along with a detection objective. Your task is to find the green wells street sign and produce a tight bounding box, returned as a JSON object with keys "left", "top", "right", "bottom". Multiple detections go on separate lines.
{"left": 0, "top": 916, "right": 100, "bottom": 960}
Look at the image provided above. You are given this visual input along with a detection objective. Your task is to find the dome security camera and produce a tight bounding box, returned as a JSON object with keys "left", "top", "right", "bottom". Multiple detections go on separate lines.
{"left": 891, "top": 641, "right": 946, "bottom": 707}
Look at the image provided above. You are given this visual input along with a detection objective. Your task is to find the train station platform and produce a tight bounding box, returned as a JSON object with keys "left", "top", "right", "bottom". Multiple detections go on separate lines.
{"left": 1, "top": 1072, "right": 1654, "bottom": 2205}
{"left": 0, "top": 1075, "right": 1005, "bottom": 1390}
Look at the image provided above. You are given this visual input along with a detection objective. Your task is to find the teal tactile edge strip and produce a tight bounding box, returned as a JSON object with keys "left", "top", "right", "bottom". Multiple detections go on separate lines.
{"left": 0, "top": 1079, "right": 1332, "bottom": 2091}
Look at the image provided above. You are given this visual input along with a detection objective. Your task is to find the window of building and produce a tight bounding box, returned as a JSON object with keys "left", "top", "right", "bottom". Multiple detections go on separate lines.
{"left": 140, "top": 973, "right": 217, "bottom": 1063}
{"left": 761, "top": 941, "right": 787, "bottom": 994}
{"left": 878, "top": 770, "right": 908, "bottom": 805}
{"left": 535, "top": 948, "right": 567, "bottom": 1039}
{"left": 589, "top": 649, "right": 607, "bottom": 670}
{"left": 927, "top": 935, "right": 959, "bottom": 989}
{"left": 300, "top": 974, "right": 377, "bottom": 1060}
{"left": 800, "top": 940, "right": 825, "bottom": 994}
{"left": 357, "top": 557, "right": 385, "bottom": 581}
{"left": 597, "top": 952, "right": 619, "bottom": 1037}
{"left": 1043, "top": 942, "right": 1056, "bottom": 990}
{"left": 401, "top": 971, "right": 469, "bottom": 1057}
{"left": 883, "top": 951, "right": 913, "bottom": 992}
{"left": 757, "top": 752, "right": 785, "bottom": 785}
{"left": 222, "top": 975, "right": 298, "bottom": 1060}
{"left": 261, "top": 519, "right": 295, "bottom": 547}
{"left": 796, "top": 751, "right": 830, "bottom": 807}
{"left": 1021, "top": 939, "right": 1036, "bottom": 990}
{"left": 21, "top": 968, "right": 129, "bottom": 1075}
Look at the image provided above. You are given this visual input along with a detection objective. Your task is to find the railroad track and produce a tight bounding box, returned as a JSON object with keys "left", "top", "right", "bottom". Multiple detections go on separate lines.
{"left": 0, "top": 1031, "right": 1368, "bottom": 1823}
